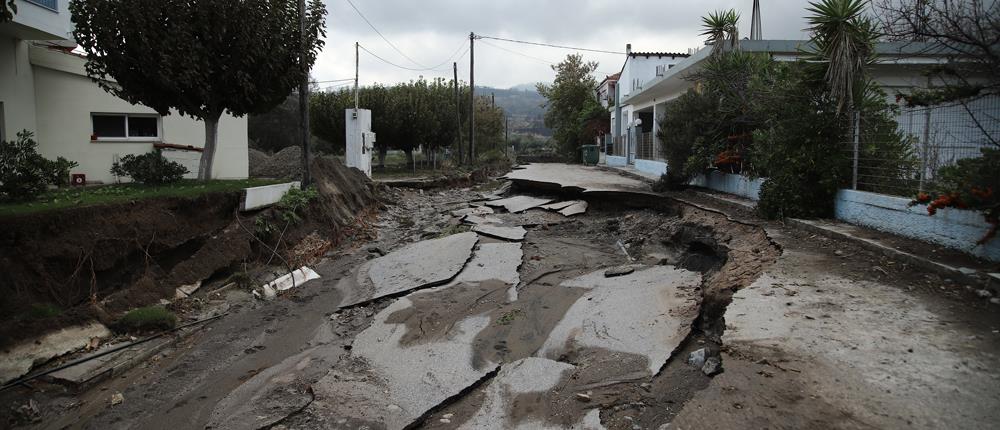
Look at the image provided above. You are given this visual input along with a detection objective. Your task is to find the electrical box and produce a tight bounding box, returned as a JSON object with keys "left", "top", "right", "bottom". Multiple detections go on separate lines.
{"left": 346, "top": 109, "right": 373, "bottom": 177}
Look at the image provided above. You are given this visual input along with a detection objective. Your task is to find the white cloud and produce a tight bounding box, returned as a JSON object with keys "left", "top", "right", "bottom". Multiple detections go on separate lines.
{"left": 313, "top": 0, "right": 815, "bottom": 89}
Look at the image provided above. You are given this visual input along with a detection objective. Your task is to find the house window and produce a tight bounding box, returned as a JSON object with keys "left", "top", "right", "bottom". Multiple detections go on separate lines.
{"left": 25, "top": 0, "right": 58, "bottom": 12}
{"left": 91, "top": 113, "right": 161, "bottom": 141}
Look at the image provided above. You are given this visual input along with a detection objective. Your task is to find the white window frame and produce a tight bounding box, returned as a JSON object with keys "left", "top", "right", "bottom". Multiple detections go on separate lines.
{"left": 91, "top": 113, "right": 163, "bottom": 142}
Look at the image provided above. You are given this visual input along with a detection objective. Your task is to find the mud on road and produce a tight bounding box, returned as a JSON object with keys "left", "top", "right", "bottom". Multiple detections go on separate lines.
{"left": 12, "top": 164, "right": 994, "bottom": 430}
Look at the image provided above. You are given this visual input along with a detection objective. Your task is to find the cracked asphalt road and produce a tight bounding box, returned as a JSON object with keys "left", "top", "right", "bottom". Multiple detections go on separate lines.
{"left": 11, "top": 166, "right": 1000, "bottom": 430}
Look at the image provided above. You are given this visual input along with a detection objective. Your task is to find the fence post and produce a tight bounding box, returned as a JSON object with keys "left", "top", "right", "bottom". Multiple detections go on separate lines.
{"left": 851, "top": 110, "right": 860, "bottom": 190}
{"left": 919, "top": 107, "right": 931, "bottom": 193}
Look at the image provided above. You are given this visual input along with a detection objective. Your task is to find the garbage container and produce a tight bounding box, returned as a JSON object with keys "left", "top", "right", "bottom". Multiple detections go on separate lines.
{"left": 580, "top": 145, "right": 599, "bottom": 165}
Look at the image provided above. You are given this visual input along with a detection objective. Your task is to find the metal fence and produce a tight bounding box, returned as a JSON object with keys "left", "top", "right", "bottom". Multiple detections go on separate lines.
{"left": 635, "top": 131, "right": 663, "bottom": 161}
{"left": 850, "top": 95, "right": 999, "bottom": 197}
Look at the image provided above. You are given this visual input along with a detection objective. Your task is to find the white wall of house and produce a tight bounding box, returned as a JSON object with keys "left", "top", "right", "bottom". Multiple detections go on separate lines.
{"left": 4, "top": 0, "right": 71, "bottom": 41}
{"left": 28, "top": 46, "right": 249, "bottom": 183}
{"left": 0, "top": 36, "right": 38, "bottom": 141}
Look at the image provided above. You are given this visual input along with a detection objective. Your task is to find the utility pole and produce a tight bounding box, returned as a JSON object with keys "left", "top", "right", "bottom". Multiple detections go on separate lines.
{"left": 469, "top": 32, "right": 475, "bottom": 163}
{"left": 298, "top": 0, "right": 311, "bottom": 188}
{"left": 453, "top": 62, "right": 463, "bottom": 164}
{"left": 354, "top": 42, "right": 359, "bottom": 111}
{"left": 491, "top": 92, "right": 495, "bottom": 108}
{"left": 505, "top": 115, "right": 509, "bottom": 156}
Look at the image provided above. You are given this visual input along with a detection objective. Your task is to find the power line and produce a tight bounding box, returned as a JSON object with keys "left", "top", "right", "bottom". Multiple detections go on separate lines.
{"left": 313, "top": 78, "right": 355, "bottom": 84}
{"left": 479, "top": 39, "right": 620, "bottom": 76}
{"left": 344, "top": 0, "right": 428, "bottom": 68}
{"left": 475, "top": 34, "right": 626, "bottom": 55}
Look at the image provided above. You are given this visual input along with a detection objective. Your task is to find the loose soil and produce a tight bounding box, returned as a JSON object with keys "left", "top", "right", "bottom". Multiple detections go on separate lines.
{"left": 0, "top": 157, "right": 376, "bottom": 349}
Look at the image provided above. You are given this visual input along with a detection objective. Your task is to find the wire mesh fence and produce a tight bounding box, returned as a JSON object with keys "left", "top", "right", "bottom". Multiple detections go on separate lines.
{"left": 635, "top": 132, "right": 663, "bottom": 161}
{"left": 849, "top": 95, "right": 1000, "bottom": 197}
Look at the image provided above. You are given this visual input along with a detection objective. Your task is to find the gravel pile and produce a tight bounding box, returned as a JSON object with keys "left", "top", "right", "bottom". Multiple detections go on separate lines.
{"left": 249, "top": 146, "right": 303, "bottom": 180}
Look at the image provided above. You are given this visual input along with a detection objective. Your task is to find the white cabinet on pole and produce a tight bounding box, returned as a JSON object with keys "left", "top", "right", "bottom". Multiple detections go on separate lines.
{"left": 345, "top": 109, "right": 374, "bottom": 177}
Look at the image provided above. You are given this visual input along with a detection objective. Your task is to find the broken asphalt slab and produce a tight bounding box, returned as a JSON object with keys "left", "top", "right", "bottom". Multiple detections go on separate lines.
{"left": 1, "top": 322, "right": 112, "bottom": 384}
{"left": 484, "top": 195, "right": 554, "bottom": 213}
{"left": 559, "top": 201, "right": 589, "bottom": 217}
{"left": 473, "top": 225, "right": 528, "bottom": 241}
{"left": 458, "top": 357, "right": 606, "bottom": 430}
{"left": 504, "top": 163, "right": 655, "bottom": 196}
{"left": 335, "top": 232, "right": 479, "bottom": 307}
{"left": 539, "top": 266, "right": 703, "bottom": 376}
{"left": 307, "top": 244, "right": 524, "bottom": 429}
{"left": 451, "top": 206, "right": 495, "bottom": 217}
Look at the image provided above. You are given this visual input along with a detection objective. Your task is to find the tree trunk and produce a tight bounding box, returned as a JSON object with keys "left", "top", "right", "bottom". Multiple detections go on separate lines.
{"left": 377, "top": 146, "right": 387, "bottom": 168}
{"left": 198, "top": 113, "right": 222, "bottom": 181}
{"left": 404, "top": 148, "right": 414, "bottom": 168}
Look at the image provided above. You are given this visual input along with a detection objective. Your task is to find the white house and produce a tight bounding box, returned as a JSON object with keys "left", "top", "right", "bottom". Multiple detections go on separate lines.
{"left": 604, "top": 45, "right": 690, "bottom": 175}
{"left": 605, "top": 39, "right": 993, "bottom": 178}
{"left": 0, "top": 0, "right": 248, "bottom": 184}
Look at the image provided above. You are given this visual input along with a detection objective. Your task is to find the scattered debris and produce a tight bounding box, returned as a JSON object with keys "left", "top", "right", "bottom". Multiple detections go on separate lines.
{"left": 253, "top": 267, "right": 321, "bottom": 300}
{"left": 687, "top": 348, "right": 707, "bottom": 368}
{"left": 604, "top": 265, "right": 636, "bottom": 278}
{"left": 174, "top": 281, "right": 202, "bottom": 299}
{"left": 110, "top": 392, "right": 124, "bottom": 406}
{"left": 702, "top": 357, "right": 722, "bottom": 376}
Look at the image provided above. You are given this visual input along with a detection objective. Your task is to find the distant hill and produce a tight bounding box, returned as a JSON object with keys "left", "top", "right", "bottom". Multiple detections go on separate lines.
{"left": 476, "top": 85, "right": 551, "bottom": 137}
{"left": 509, "top": 82, "right": 544, "bottom": 92}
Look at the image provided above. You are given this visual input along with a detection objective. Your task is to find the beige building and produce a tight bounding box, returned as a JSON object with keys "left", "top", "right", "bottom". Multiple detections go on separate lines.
{"left": 1, "top": 0, "right": 248, "bottom": 183}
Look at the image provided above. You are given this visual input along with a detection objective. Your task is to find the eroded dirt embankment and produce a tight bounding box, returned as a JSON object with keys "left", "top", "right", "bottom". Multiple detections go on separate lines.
{"left": 0, "top": 157, "right": 376, "bottom": 348}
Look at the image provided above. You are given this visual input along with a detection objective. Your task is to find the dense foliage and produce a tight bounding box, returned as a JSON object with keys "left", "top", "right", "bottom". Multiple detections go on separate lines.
{"left": 0, "top": 131, "right": 79, "bottom": 203}
{"left": 537, "top": 55, "right": 607, "bottom": 158}
{"left": 110, "top": 150, "right": 189, "bottom": 185}
{"left": 71, "top": 0, "right": 326, "bottom": 180}
{"left": 310, "top": 78, "right": 506, "bottom": 166}
{"left": 657, "top": 0, "right": 914, "bottom": 219}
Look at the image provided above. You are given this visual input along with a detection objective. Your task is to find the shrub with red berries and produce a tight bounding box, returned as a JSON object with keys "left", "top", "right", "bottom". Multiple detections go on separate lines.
{"left": 909, "top": 148, "right": 999, "bottom": 244}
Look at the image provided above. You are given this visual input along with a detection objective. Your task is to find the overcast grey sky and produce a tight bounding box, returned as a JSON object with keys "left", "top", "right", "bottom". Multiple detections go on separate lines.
{"left": 312, "top": 0, "right": 816, "bottom": 90}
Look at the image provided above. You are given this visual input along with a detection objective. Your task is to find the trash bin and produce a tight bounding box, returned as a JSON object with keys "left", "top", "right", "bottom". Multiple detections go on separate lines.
{"left": 580, "top": 145, "right": 599, "bottom": 165}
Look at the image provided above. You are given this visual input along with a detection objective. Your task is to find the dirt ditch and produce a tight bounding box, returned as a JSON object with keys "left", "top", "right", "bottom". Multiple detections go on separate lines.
{"left": 0, "top": 157, "right": 377, "bottom": 349}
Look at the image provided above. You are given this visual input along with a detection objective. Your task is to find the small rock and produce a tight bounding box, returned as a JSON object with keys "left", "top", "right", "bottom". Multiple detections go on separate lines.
{"left": 442, "top": 413, "right": 454, "bottom": 419}
{"left": 702, "top": 357, "right": 722, "bottom": 376}
{"left": 110, "top": 392, "right": 124, "bottom": 406}
{"left": 976, "top": 289, "right": 993, "bottom": 298}
{"left": 604, "top": 265, "right": 635, "bottom": 278}
{"left": 575, "top": 392, "right": 592, "bottom": 402}
{"left": 439, "top": 418, "right": 451, "bottom": 424}
{"left": 990, "top": 298, "right": 1000, "bottom": 305}
{"left": 687, "top": 348, "right": 707, "bottom": 367}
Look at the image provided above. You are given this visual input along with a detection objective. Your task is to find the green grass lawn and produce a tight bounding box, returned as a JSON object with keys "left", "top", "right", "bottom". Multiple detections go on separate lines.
{"left": 0, "top": 179, "right": 280, "bottom": 218}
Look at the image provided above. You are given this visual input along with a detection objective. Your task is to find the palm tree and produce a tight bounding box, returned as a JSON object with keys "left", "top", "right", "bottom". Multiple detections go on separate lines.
{"left": 806, "top": 0, "right": 878, "bottom": 113}
{"left": 701, "top": 9, "right": 741, "bottom": 55}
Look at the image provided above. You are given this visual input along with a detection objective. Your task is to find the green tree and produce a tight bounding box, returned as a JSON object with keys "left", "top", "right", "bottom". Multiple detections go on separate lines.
{"left": 537, "top": 54, "right": 600, "bottom": 158}
{"left": 71, "top": 0, "right": 326, "bottom": 180}
{"left": 701, "top": 9, "right": 741, "bottom": 54}
{"left": 805, "top": 0, "right": 877, "bottom": 113}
